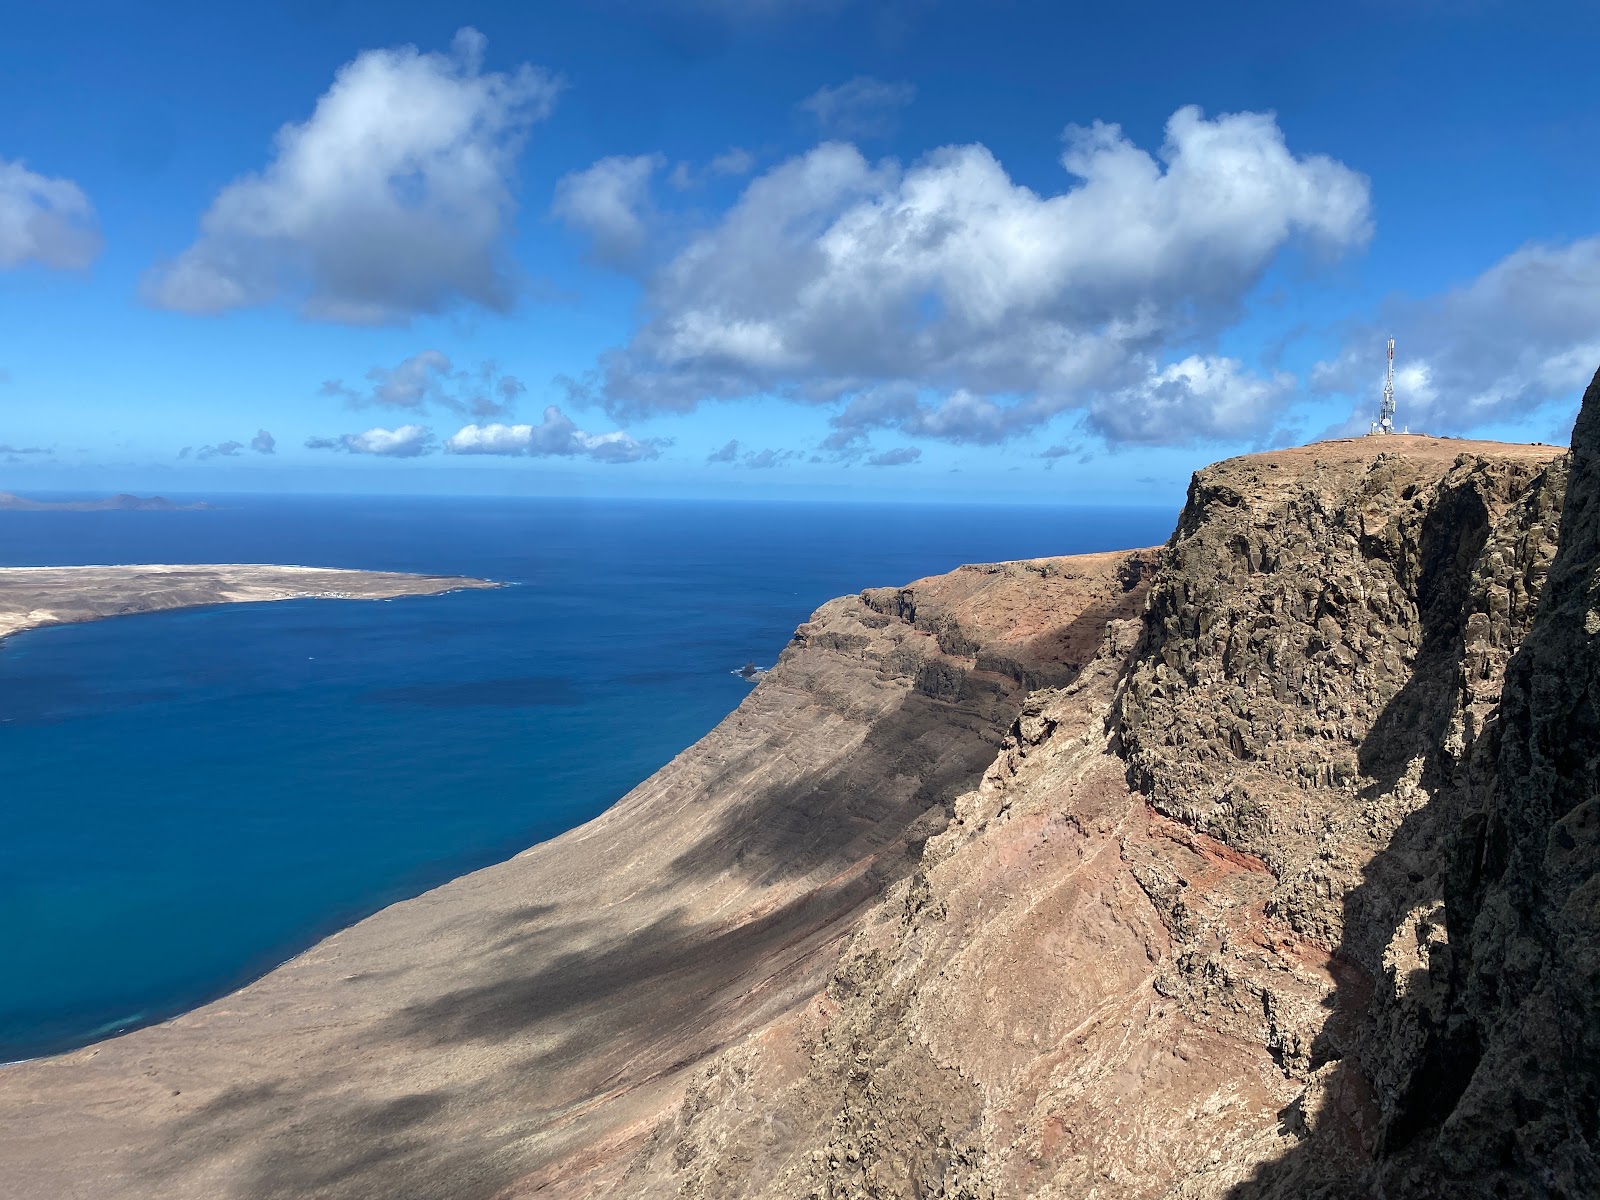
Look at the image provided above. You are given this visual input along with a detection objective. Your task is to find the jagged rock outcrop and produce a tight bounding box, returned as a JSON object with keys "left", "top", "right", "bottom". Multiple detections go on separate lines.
{"left": 3, "top": 376, "right": 1597, "bottom": 1200}
{"left": 1115, "top": 438, "right": 1572, "bottom": 1141}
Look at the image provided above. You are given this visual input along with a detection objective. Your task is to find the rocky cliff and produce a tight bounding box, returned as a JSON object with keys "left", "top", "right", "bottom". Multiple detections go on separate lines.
{"left": 2, "top": 376, "right": 1596, "bottom": 1200}
{"left": 621, "top": 427, "right": 1577, "bottom": 1200}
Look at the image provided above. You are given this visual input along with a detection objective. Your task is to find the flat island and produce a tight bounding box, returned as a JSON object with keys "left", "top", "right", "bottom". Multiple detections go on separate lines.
{"left": 0, "top": 564, "right": 499, "bottom": 643}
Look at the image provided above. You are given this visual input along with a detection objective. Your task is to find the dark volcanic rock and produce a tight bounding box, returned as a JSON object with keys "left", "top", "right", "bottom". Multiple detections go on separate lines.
{"left": 1233, "top": 370, "right": 1600, "bottom": 1199}
{"left": 1453, "top": 369, "right": 1600, "bottom": 1194}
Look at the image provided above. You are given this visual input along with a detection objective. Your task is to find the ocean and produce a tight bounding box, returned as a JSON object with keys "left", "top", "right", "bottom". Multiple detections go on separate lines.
{"left": 0, "top": 495, "right": 1173, "bottom": 1061}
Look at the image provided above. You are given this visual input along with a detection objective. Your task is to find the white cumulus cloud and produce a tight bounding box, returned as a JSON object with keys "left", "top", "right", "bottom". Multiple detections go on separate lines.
{"left": 445, "top": 406, "right": 665, "bottom": 463}
{"left": 144, "top": 29, "right": 560, "bottom": 324}
{"left": 306, "top": 424, "right": 436, "bottom": 457}
{"left": 1088, "top": 356, "right": 1296, "bottom": 446}
{"left": 574, "top": 105, "right": 1370, "bottom": 447}
{"left": 0, "top": 158, "right": 102, "bottom": 270}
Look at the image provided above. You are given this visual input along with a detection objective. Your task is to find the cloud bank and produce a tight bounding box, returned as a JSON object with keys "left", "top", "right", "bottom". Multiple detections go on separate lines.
{"left": 705, "top": 438, "right": 800, "bottom": 467}
{"left": 306, "top": 424, "right": 436, "bottom": 457}
{"left": 145, "top": 29, "right": 560, "bottom": 324}
{"left": 181, "top": 430, "right": 278, "bottom": 459}
{"left": 0, "top": 158, "right": 102, "bottom": 270}
{"left": 866, "top": 446, "right": 920, "bottom": 466}
{"left": 568, "top": 106, "right": 1371, "bottom": 447}
{"left": 305, "top": 409, "right": 662, "bottom": 463}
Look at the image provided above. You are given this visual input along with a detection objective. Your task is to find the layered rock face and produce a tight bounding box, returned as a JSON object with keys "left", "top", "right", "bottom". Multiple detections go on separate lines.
{"left": 1228, "top": 385, "right": 1600, "bottom": 1198}
{"left": 4, "top": 378, "right": 1598, "bottom": 1199}
{"left": 1115, "top": 435, "right": 1578, "bottom": 1197}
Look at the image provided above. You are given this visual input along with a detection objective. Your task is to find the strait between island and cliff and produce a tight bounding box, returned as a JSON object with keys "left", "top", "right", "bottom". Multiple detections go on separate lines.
{"left": 1, "top": 374, "right": 1598, "bottom": 1199}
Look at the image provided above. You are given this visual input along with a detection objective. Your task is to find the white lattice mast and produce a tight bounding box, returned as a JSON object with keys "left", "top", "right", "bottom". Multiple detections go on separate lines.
{"left": 1372, "top": 336, "right": 1397, "bottom": 434}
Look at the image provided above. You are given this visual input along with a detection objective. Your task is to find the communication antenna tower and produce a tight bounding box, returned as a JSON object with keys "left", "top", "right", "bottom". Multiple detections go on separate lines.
{"left": 1370, "top": 336, "right": 1397, "bottom": 435}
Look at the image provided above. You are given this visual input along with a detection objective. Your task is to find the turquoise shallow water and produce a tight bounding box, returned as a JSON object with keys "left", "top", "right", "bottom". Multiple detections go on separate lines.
{"left": 0, "top": 495, "right": 1173, "bottom": 1060}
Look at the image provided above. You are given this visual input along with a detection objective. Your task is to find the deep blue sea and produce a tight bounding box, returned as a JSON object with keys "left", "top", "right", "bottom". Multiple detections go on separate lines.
{"left": 0, "top": 495, "right": 1173, "bottom": 1061}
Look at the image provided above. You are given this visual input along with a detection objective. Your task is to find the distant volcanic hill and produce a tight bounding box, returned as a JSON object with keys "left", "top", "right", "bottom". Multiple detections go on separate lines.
{"left": 0, "top": 491, "right": 214, "bottom": 511}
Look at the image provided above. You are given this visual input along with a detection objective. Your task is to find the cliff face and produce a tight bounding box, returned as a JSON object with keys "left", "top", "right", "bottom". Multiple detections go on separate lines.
{"left": 1233, "top": 382, "right": 1600, "bottom": 1198}
{"left": 621, "top": 432, "right": 1575, "bottom": 1200}
{"left": 2, "top": 382, "right": 1596, "bottom": 1200}
{"left": 1116, "top": 435, "right": 1579, "bottom": 1197}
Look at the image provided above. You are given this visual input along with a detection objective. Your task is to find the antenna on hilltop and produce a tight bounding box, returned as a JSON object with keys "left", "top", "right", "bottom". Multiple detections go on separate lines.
{"left": 1370, "top": 336, "right": 1399, "bottom": 435}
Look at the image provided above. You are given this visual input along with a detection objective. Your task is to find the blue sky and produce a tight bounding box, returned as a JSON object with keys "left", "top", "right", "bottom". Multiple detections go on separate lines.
{"left": 2, "top": 0, "right": 1597, "bottom": 502}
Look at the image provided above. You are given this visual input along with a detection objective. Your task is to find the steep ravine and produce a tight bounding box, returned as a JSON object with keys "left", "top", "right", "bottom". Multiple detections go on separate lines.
{"left": 3, "top": 379, "right": 1597, "bottom": 1199}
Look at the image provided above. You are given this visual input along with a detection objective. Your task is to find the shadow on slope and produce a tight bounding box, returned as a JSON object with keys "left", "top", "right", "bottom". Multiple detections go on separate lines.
{"left": 129, "top": 689, "right": 997, "bottom": 1198}
{"left": 137, "top": 867, "right": 883, "bottom": 1200}
{"left": 135, "top": 563, "right": 1154, "bottom": 1200}
{"left": 663, "top": 588, "right": 1151, "bottom": 891}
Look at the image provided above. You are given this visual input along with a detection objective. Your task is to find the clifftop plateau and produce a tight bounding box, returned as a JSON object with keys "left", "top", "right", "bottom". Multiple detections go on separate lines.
{"left": 1, "top": 386, "right": 1596, "bottom": 1198}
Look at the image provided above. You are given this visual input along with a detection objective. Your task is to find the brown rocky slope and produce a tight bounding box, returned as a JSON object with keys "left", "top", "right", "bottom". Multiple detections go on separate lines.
{"left": 3, "top": 375, "right": 1598, "bottom": 1198}
{"left": 632, "top": 424, "right": 1579, "bottom": 1199}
